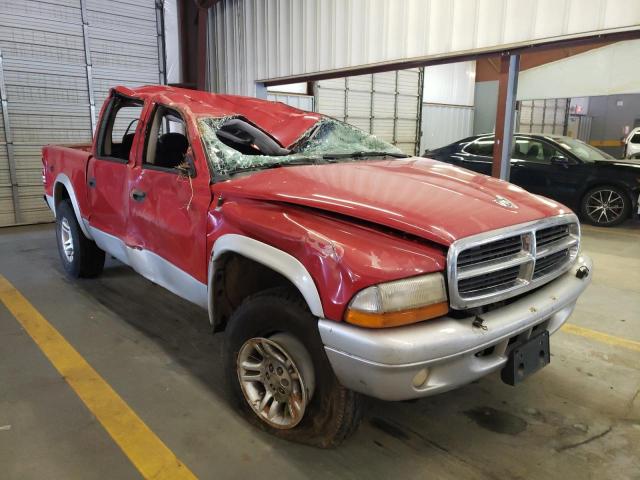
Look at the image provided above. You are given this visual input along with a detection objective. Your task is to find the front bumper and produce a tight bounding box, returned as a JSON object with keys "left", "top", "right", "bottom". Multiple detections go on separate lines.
{"left": 318, "top": 254, "right": 592, "bottom": 401}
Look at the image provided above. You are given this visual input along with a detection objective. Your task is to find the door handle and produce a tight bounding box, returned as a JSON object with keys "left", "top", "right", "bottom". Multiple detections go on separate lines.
{"left": 131, "top": 189, "right": 146, "bottom": 202}
{"left": 88, "top": 177, "right": 96, "bottom": 188}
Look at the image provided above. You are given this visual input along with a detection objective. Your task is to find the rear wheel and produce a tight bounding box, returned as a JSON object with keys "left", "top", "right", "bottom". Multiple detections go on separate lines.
{"left": 580, "top": 185, "right": 630, "bottom": 227}
{"left": 55, "top": 200, "right": 105, "bottom": 277}
{"left": 223, "top": 288, "right": 363, "bottom": 448}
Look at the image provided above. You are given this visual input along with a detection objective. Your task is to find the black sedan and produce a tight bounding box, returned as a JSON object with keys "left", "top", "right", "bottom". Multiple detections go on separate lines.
{"left": 427, "top": 134, "right": 640, "bottom": 227}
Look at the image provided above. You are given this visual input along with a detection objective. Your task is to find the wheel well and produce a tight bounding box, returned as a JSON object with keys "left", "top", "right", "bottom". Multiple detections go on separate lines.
{"left": 211, "top": 252, "right": 303, "bottom": 332}
{"left": 54, "top": 182, "right": 70, "bottom": 209}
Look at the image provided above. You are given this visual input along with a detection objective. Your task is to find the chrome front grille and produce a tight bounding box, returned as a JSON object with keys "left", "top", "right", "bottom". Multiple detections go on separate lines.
{"left": 458, "top": 265, "right": 521, "bottom": 295}
{"left": 447, "top": 215, "right": 580, "bottom": 309}
{"left": 457, "top": 236, "right": 522, "bottom": 267}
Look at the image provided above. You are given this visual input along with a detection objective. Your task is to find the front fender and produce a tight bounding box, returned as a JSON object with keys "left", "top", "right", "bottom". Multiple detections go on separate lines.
{"left": 208, "top": 199, "right": 446, "bottom": 321}
{"left": 208, "top": 234, "right": 325, "bottom": 321}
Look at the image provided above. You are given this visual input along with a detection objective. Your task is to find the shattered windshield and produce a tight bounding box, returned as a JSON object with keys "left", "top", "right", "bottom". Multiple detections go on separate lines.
{"left": 198, "top": 116, "right": 405, "bottom": 178}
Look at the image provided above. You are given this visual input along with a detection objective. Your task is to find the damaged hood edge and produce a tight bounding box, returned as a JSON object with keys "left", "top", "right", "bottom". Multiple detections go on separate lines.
{"left": 213, "top": 159, "right": 571, "bottom": 246}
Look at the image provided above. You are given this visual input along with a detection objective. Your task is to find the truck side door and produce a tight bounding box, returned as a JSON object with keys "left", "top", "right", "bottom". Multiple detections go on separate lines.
{"left": 126, "top": 104, "right": 212, "bottom": 301}
{"left": 87, "top": 94, "right": 144, "bottom": 250}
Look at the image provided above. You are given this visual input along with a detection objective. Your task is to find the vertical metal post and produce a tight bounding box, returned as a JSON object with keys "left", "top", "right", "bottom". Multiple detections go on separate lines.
{"left": 0, "top": 47, "right": 21, "bottom": 224}
{"left": 344, "top": 77, "right": 349, "bottom": 123}
{"left": 563, "top": 98, "right": 570, "bottom": 136}
{"left": 415, "top": 67, "right": 425, "bottom": 156}
{"left": 392, "top": 70, "right": 399, "bottom": 146}
{"left": 369, "top": 74, "right": 374, "bottom": 134}
{"left": 492, "top": 54, "right": 519, "bottom": 180}
{"left": 312, "top": 81, "right": 319, "bottom": 112}
{"left": 255, "top": 82, "right": 267, "bottom": 99}
{"left": 196, "top": 7, "right": 208, "bottom": 91}
{"left": 155, "top": 0, "right": 168, "bottom": 86}
{"left": 79, "top": 0, "right": 96, "bottom": 134}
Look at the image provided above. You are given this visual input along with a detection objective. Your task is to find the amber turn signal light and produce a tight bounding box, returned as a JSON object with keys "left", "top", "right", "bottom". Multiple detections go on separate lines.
{"left": 345, "top": 301, "right": 449, "bottom": 328}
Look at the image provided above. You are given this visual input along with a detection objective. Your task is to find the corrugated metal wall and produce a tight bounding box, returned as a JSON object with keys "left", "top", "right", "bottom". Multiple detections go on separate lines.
{"left": 518, "top": 39, "right": 640, "bottom": 100}
{"left": 421, "top": 61, "right": 475, "bottom": 152}
{"left": 517, "top": 99, "right": 569, "bottom": 135}
{"left": 423, "top": 62, "right": 476, "bottom": 106}
{"left": 0, "top": 77, "right": 14, "bottom": 227}
{"left": 209, "top": 0, "right": 640, "bottom": 96}
{"left": 88, "top": 0, "right": 165, "bottom": 119}
{"left": 0, "top": 0, "right": 164, "bottom": 227}
{"left": 421, "top": 104, "right": 474, "bottom": 153}
{"left": 267, "top": 92, "right": 314, "bottom": 111}
{"left": 315, "top": 69, "right": 423, "bottom": 155}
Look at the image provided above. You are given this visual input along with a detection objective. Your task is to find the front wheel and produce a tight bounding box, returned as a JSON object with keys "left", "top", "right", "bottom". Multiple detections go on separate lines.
{"left": 223, "top": 288, "right": 363, "bottom": 448}
{"left": 580, "top": 185, "right": 630, "bottom": 227}
{"left": 55, "top": 200, "right": 105, "bottom": 277}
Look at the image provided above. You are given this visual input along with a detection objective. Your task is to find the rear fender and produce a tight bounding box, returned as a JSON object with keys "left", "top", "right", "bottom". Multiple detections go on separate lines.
{"left": 53, "top": 173, "right": 93, "bottom": 239}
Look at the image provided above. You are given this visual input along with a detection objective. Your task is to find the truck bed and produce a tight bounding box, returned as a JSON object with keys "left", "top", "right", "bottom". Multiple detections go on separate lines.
{"left": 42, "top": 143, "right": 93, "bottom": 220}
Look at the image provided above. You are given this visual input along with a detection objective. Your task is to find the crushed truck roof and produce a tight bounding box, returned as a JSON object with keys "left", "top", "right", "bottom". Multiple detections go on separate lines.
{"left": 114, "top": 85, "right": 323, "bottom": 148}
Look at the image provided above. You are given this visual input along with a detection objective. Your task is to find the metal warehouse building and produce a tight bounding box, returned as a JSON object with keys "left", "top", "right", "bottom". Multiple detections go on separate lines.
{"left": 0, "top": 1, "right": 639, "bottom": 479}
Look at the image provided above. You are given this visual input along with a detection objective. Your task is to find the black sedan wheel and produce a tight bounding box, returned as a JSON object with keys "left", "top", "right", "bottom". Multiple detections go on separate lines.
{"left": 581, "top": 186, "right": 630, "bottom": 227}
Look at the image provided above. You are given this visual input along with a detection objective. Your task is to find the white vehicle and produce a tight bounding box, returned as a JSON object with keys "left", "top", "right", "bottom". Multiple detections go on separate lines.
{"left": 624, "top": 127, "right": 640, "bottom": 158}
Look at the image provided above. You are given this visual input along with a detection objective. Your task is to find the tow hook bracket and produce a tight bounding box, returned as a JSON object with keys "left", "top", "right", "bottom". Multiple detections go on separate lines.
{"left": 472, "top": 316, "right": 488, "bottom": 331}
{"left": 576, "top": 265, "right": 590, "bottom": 279}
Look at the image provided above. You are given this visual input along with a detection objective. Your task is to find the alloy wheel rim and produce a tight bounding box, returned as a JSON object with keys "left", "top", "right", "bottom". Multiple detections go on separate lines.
{"left": 60, "top": 217, "right": 74, "bottom": 263}
{"left": 237, "top": 337, "right": 309, "bottom": 429}
{"left": 586, "top": 189, "right": 624, "bottom": 224}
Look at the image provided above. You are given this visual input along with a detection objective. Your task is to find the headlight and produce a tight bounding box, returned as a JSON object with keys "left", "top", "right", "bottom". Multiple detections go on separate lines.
{"left": 345, "top": 273, "right": 449, "bottom": 328}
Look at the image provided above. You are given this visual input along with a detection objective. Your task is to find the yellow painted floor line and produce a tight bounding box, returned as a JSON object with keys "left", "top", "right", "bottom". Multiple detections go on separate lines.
{"left": 563, "top": 323, "right": 640, "bottom": 353}
{"left": 580, "top": 227, "right": 640, "bottom": 239}
{"left": 0, "top": 275, "right": 197, "bottom": 480}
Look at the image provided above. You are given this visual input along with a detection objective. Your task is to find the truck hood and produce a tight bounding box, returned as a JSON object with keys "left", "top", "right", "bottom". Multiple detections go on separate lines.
{"left": 215, "top": 158, "right": 571, "bottom": 246}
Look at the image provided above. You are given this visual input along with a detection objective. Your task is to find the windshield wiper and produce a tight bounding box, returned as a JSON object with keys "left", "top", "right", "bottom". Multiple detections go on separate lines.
{"left": 321, "top": 151, "right": 409, "bottom": 160}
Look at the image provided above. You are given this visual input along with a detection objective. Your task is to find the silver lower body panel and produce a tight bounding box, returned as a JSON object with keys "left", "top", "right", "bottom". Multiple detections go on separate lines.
{"left": 89, "top": 226, "right": 208, "bottom": 309}
{"left": 319, "top": 254, "right": 592, "bottom": 401}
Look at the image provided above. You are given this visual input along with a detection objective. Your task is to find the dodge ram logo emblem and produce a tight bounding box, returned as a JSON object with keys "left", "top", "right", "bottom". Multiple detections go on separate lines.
{"left": 494, "top": 195, "right": 517, "bottom": 209}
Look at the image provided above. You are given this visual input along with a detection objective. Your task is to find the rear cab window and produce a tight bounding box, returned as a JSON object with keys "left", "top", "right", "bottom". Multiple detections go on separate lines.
{"left": 96, "top": 95, "right": 144, "bottom": 162}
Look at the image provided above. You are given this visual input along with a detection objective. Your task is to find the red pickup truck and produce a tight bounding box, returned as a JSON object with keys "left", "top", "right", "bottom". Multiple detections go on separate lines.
{"left": 43, "top": 85, "right": 592, "bottom": 447}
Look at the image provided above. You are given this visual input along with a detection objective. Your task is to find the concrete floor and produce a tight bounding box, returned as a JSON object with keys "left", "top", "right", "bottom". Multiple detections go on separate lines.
{"left": 0, "top": 222, "right": 639, "bottom": 480}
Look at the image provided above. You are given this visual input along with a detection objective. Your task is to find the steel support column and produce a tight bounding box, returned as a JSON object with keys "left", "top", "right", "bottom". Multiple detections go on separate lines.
{"left": 0, "top": 47, "right": 21, "bottom": 224}
{"left": 492, "top": 54, "right": 519, "bottom": 180}
{"left": 155, "top": 0, "right": 168, "bottom": 85}
{"left": 415, "top": 67, "right": 425, "bottom": 156}
{"left": 369, "top": 74, "right": 375, "bottom": 134}
{"left": 255, "top": 82, "right": 267, "bottom": 99}
{"left": 79, "top": 0, "right": 96, "bottom": 134}
{"left": 197, "top": 7, "right": 208, "bottom": 91}
{"left": 392, "top": 71, "right": 399, "bottom": 146}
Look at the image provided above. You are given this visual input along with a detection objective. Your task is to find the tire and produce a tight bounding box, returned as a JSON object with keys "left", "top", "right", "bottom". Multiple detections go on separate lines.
{"left": 223, "top": 287, "right": 363, "bottom": 448}
{"left": 55, "top": 200, "right": 105, "bottom": 278}
{"left": 580, "top": 185, "right": 630, "bottom": 227}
